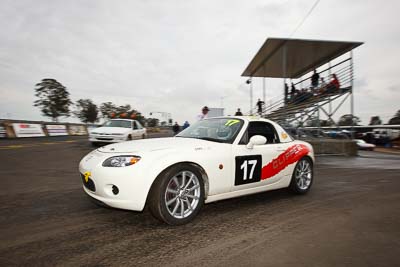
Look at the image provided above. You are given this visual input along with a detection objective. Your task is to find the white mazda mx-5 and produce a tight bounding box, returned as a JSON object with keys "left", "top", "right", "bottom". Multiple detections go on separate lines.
{"left": 79, "top": 117, "right": 314, "bottom": 225}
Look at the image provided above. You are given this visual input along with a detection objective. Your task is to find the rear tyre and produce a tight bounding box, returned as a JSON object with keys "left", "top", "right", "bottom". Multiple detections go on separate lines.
{"left": 289, "top": 157, "right": 313, "bottom": 194}
{"left": 148, "top": 164, "right": 205, "bottom": 225}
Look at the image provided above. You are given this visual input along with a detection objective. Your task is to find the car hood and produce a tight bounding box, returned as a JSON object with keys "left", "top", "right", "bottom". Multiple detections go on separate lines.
{"left": 97, "top": 137, "right": 217, "bottom": 154}
{"left": 91, "top": 127, "right": 131, "bottom": 134}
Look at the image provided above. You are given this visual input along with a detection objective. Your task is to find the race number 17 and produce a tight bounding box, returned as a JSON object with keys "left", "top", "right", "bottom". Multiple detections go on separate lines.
{"left": 235, "top": 155, "right": 262, "bottom": 185}
{"left": 240, "top": 160, "right": 257, "bottom": 180}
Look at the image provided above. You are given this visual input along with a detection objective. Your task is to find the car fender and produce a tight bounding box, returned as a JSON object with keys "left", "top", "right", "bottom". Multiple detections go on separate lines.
{"left": 141, "top": 146, "right": 232, "bottom": 202}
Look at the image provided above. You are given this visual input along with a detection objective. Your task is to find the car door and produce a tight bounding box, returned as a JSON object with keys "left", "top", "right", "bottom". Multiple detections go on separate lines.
{"left": 131, "top": 121, "right": 141, "bottom": 139}
{"left": 231, "top": 121, "right": 288, "bottom": 191}
{"left": 136, "top": 121, "right": 146, "bottom": 138}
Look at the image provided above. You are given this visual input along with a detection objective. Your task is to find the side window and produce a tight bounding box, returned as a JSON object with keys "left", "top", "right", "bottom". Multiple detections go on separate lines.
{"left": 133, "top": 122, "right": 138, "bottom": 130}
{"left": 239, "top": 122, "right": 279, "bottom": 144}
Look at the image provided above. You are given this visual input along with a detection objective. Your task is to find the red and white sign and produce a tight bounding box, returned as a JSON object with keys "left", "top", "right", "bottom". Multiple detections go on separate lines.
{"left": 46, "top": 125, "right": 68, "bottom": 136}
{"left": 12, "top": 123, "right": 45, "bottom": 137}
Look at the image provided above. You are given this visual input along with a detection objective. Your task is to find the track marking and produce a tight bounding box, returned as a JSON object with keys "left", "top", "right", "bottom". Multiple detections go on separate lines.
{"left": 0, "top": 145, "right": 26, "bottom": 149}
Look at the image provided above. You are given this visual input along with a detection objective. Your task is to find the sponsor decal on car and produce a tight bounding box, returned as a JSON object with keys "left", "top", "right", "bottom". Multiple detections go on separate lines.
{"left": 225, "top": 119, "right": 240, "bottom": 126}
{"left": 261, "top": 144, "right": 309, "bottom": 180}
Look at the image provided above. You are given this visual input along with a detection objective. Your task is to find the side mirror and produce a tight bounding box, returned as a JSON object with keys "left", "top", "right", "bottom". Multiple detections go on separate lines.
{"left": 246, "top": 135, "right": 267, "bottom": 149}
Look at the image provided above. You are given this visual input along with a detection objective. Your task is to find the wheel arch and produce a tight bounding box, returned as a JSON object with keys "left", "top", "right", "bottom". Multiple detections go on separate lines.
{"left": 146, "top": 161, "right": 210, "bottom": 206}
{"left": 302, "top": 155, "right": 314, "bottom": 165}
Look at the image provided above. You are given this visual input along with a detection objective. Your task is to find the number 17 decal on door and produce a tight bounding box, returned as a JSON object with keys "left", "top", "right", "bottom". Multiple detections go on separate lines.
{"left": 235, "top": 155, "right": 262, "bottom": 186}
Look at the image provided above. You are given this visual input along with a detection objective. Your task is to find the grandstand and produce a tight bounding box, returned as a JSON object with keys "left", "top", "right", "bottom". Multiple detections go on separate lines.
{"left": 241, "top": 38, "right": 364, "bottom": 155}
{"left": 242, "top": 38, "right": 363, "bottom": 137}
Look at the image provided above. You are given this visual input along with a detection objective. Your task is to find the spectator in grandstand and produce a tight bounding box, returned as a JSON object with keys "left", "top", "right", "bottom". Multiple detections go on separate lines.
{"left": 296, "top": 89, "right": 304, "bottom": 103}
{"left": 235, "top": 108, "right": 243, "bottom": 116}
{"left": 183, "top": 121, "right": 190, "bottom": 130}
{"left": 172, "top": 122, "right": 180, "bottom": 135}
{"left": 320, "top": 77, "right": 327, "bottom": 88}
{"left": 326, "top": 74, "right": 340, "bottom": 94}
{"left": 296, "top": 88, "right": 312, "bottom": 103}
{"left": 318, "top": 77, "right": 327, "bottom": 95}
{"left": 311, "top": 69, "right": 320, "bottom": 88}
{"left": 197, "top": 106, "right": 209, "bottom": 121}
{"left": 293, "top": 89, "right": 303, "bottom": 104}
{"left": 256, "top": 99, "right": 265, "bottom": 115}
{"left": 304, "top": 89, "right": 313, "bottom": 101}
{"left": 290, "top": 82, "right": 296, "bottom": 102}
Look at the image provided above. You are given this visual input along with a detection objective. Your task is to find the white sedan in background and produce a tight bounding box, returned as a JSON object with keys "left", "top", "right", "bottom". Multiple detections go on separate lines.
{"left": 80, "top": 117, "right": 314, "bottom": 225}
{"left": 355, "top": 139, "right": 376, "bottom": 151}
{"left": 89, "top": 119, "right": 146, "bottom": 146}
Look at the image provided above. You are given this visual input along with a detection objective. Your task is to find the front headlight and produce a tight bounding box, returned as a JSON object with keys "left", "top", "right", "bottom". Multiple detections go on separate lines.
{"left": 102, "top": 155, "right": 141, "bottom": 167}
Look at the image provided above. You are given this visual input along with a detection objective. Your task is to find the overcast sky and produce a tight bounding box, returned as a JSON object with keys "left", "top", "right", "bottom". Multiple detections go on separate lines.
{"left": 0, "top": 0, "right": 399, "bottom": 124}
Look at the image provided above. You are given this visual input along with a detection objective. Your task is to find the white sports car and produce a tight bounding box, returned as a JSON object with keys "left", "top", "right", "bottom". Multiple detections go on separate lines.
{"left": 89, "top": 119, "right": 146, "bottom": 145}
{"left": 80, "top": 117, "right": 314, "bottom": 225}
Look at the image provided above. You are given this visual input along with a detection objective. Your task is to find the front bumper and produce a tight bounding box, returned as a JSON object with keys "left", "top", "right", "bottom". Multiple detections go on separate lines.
{"left": 82, "top": 185, "right": 142, "bottom": 210}
{"left": 79, "top": 151, "right": 154, "bottom": 211}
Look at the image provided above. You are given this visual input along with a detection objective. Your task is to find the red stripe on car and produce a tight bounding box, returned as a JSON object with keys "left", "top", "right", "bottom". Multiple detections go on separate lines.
{"left": 261, "top": 144, "right": 309, "bottom": 180}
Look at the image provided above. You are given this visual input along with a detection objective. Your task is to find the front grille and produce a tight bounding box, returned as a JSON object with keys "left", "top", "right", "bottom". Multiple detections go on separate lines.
{"left": 96, "top": 137, "right": 113, "bottom": 141}
{"left": 81, "top": 174, "right": 96, "bottom": 192}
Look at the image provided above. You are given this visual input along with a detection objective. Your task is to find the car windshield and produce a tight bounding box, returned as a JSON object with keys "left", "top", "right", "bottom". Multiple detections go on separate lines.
{"left": 356, "top": 139, "right": 366, "bottom": 144}
{"left": 103, "top": 120, "right": 131, "bottom": 128}
{"left": 176, "top": 118, "right": 244, "bottom": 143}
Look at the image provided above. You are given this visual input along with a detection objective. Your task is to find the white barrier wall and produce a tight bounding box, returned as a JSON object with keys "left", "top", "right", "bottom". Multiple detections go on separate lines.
{"left": 69, "top": 125, "right": 87, "bottom": 135}
{"left": 46, "top": 125, "right": 68, "bottom": 136}
{"left": 12, "top": 123, "right": 45, "bottom": 137}
{"left": 0, "top": 125, "right": 6, "bottom": 138}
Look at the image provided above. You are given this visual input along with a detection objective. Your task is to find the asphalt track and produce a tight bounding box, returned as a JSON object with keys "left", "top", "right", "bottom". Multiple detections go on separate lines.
{"left": 0, "top": 135, "right": 399, "bottom": 266}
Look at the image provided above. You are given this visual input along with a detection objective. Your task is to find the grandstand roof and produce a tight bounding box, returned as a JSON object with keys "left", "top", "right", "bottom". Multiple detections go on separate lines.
{"left": 242, "top": 38, "right": 363, "bottom": 79}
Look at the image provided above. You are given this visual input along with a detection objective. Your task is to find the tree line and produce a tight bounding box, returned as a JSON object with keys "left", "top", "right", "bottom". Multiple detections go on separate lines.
{"left": 304, "top": 112, "right": 400, "bottom": 127}
{"left": 33, "top": 78, "right": 156, "bottom": 126}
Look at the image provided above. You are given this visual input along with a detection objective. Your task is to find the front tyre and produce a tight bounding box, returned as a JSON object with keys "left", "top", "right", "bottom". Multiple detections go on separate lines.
{"left": 148, "top": 164, "right": 205, "bottom": 225}
{"left": 289, "top": 157, "right": 313, "bottom": 194}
